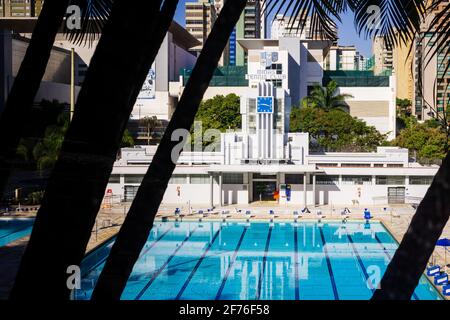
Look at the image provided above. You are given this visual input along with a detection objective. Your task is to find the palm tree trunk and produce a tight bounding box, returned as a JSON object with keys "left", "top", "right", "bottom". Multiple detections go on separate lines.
{"left": 372, "top": 151, "right": 450, "bottom": 300}
{"left": 0, "top": 0, "right": 70, "bottom": 196}
{"left": 90, "top": 0, "right": 248, "bottom": 300}
{"left": 9, "top": 0, "right": 178, "bottom": 300}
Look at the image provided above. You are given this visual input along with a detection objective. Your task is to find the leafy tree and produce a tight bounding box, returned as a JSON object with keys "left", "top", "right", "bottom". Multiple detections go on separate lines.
{"left": 303, "top": 80, "right": 353, "bottom": 111}
{"left": 120, "top": 129, "right": 134, "bottom": 148}
{"left": 191, "top": 94, "right": 241, "bottom": 147}
{"left": 290, "top": 106, "right": 386, "bottom": 152}
{"left": 32, "top": 113, "right": 69, "bottom": 173}
{"left": 396, "top": 98, "right": 412, "bottom": 116}
{"left": 394, "top": 122, "right": 447, "bottom": 163}
{"left": 139, "top": 116, "right": 161, "bottom": 145}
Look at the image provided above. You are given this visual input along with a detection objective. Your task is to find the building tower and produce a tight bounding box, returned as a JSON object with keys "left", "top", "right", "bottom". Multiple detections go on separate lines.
{"left": 235, "top": 0, "right": 266, "bottom": 66}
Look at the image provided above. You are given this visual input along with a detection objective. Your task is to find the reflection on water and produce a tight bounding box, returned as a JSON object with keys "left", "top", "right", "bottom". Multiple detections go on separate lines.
{"left": 75, "top": 221, "right": 442, "bottom": 300}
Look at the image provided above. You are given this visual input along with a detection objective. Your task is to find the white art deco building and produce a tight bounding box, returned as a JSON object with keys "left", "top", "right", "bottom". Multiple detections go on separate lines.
{"left": 106, "top": 38, "right": 437, "bottom": 207}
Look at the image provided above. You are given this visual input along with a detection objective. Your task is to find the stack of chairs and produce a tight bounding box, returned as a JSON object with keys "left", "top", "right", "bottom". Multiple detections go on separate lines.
{"left": 427, "top": 264, "right": 450, "bottom": 296}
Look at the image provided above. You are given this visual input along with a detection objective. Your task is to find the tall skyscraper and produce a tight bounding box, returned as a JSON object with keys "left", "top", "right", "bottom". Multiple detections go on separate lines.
{"left": 392, "top": 37, "right": 414, "bottom": 103}
{"left": 185, "top": 0, "right": 217, "bottom": 54}
{"left": 185, "top": 0, "right": 229, "bottom": 65}
{"left": 413, "top": 0, "right": 450, "bottom": 120}
{"left": 0, "top": 0, "right": 43, "bottom": 17}
{"left": 372, "top": 36, "right": 393, "bottom": 75}
{"left": 271, "top": 14, "right": 337, "bottom": 41}
{"left": 235, "top": 0, "right": 266, "bottom": 66}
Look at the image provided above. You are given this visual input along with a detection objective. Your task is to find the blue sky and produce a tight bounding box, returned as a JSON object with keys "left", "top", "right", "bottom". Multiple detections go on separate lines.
{"left": 175, "top": 1, "right": 372, "bottom": 57}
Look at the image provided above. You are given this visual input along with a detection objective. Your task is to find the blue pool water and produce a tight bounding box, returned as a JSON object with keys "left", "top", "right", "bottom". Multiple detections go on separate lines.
{"left": 0, "top": 218, "right": 34, "bottom": 247}
{"left": 76, "top": 221, "right": 443, "bottom": 300}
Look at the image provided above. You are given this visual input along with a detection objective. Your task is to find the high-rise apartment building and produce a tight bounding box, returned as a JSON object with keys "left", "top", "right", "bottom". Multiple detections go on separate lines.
{"left": 185, "top": 0, "right": 229, "bottom": 66}
{"left": 373, "top": 35, "right": 393, "bottom": 75}
{"left": 0, "top": 0, "right": 43, "bottom": 17}
{"left": 325, "top": 46, "right": 358, "bottom": 71}
{"left": 392, "top": 37, "right": 414, "bottom": 102}
{"left": 271, "top": 14, "right": 338, "bottom": 42}
{"left": 413, "top": 0, "right": 450, "bottom": 120}
{"left": 185, "top": 0, "right": 216, "bottom": 54}
{"left": 235, "top": 0, "right": 266, "bottom": 66}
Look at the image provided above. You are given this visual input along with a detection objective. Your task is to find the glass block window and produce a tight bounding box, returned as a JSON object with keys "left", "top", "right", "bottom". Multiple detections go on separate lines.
{"left": 223, "top": 173, "right": 244, "bottom": 184}
{"left": 190, "top": 174, "right": 210, "bottom": 184}
{"left": 169, "top": 174, "right": 188, "bottom": 184}
{"left": 285, "top": 174, "right": 304, "bottom": 184}
{"left": 376, "top": 176, "right": 405, "bottom": 185}
{"left": 341, "top": 176, "right": 372, "bottom": 185}
{"left": 409, "top": 176, "right": 434, "bottom": 185}
{"left": 124, "top": 175, "right": 143, "bottom": 184}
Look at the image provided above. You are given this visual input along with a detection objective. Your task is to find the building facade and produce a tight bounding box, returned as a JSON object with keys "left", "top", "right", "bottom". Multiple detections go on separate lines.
{"left": 106, "top": 38, "right": 417, "bottom": 207}
{"left": 412, "top": 1, "right": 450, "bottom": 120}
{"left": 373, "top": 35, "right": 393, "bottom": 75}
{"left": 235, "top": 0, "right": 265, "bottom": 66}
{"left": 0, "top": 0, "right": 43, "bottom": 17}
{"left": 271, "top": 14, "right": 338, "bottom": 42}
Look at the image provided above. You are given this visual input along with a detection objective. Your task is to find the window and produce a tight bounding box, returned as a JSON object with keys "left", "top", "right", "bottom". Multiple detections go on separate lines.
{"left": 341, "top": 176, "right": 372, "bottom": 185}
{"left": 223, "top": 173, "right": 244, "bottom": 184}
{"left": 108, "top": 175, "right": 120, "bottom": 184}
{"left": 169, "top": 175, "right": 188, "bottom": 184}
{"left": 124, "top": 174, "right": 143, "bottom": 184}
{"left": 387, "top": 164, "right": 404, "bottom": 168}
{"left": 285, "top": 174, "right": 304, "bottom": 184}
{"left": 253, "top": 173, "right": 277, "bottom": 180}
{"left": 190, "top": 174, "right": 210, "bottom": 184}
{"left": 316, "top": 163, "right": 338, "bottom": 167}
{"left": 373, "top": 164, "right": 384, "bottom": 167}
{"left": 409, "top": 176, "right": 434, "bottom": 185}
{"left": 376, "top": 176, "right": 405, "bottom": 185}
{"left": 341, "top": 163, "right": 371, "bottom": 168}
{"left": 316, "top": 175, "right": 339, "bottom": 185}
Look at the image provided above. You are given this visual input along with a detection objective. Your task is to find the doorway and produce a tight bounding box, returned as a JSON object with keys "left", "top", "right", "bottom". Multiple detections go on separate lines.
{"left": 253, "top": 181, "right": 277, "bottom": 201}
{"left": 388, "top": 187, "right": 405, "bottom": 204}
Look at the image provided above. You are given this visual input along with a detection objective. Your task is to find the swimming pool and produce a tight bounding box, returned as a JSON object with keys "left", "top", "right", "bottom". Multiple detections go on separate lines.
{"left": 75, "top": 221, "right": 443, "bottom": 300}
{"left": 0, "top": 218, "right": 34, "bottom": 247}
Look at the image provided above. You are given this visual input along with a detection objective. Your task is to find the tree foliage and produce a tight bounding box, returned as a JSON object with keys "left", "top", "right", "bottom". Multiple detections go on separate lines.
{"left": 195, "top": 94, "right": 241, "bottom": 131}
{"left": 192, "top": 94, "right": 241, "bottom": 147}
{"left": 393, "top": 120, "right": 448, "bottom": 163}
{"left": 303, "top": 80, "right": 353, "bottom": 111}
{"left": 290, "top": 106, "right": 386, "bottom": 152}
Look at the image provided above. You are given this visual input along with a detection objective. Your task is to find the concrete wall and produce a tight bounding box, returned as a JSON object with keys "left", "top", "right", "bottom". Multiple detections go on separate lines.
{"left": 339, "top": 82, "right": 396, "bottom": 140}
{"left": 108, "top": 179, "right": 431, "bottom": 206}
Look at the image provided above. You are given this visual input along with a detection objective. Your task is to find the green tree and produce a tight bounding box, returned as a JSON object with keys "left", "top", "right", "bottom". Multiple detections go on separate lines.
{"left": 394, "top": 122, "right": 447, "bottom": 163}
{"left": 303, "top": 80, "right": 353, "bottom": 111}
{"left": 396, "top": 98, "right": 412, "bottom": 116}
{"left": 138, "top": 116, "right": 161, "bottom": 145}
{"left": 192, "top": 93, "right": 241, "bottom": 147}
{"left": 32, "top": 113, "right": 69, "bottom": 173}
{"left": 120, "top": 129, "right": 134, "bottom": 148}
{"left": 290, "top": 106, "right": 386, "bottom": 152}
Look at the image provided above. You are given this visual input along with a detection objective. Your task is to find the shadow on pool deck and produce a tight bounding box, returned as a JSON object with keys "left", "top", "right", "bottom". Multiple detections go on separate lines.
{"left": 0, "top": 236, "right": 28, "bottom": 299}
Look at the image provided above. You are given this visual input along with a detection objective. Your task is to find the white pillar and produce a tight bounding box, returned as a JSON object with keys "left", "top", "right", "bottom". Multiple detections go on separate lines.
{"left": 219, "top": 173, "right": 223, "bottom": 207}
{"left": 312, "top": 174, "right": 316, "bottom": 207}
{"left": 303, "top": 172, "right": 307, "bottom": 208}
{"left": 210, "top": 174, "right": 214, "bottom": 208}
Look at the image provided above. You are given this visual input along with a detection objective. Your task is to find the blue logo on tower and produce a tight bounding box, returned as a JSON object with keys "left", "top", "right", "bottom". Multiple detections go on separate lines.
{"left": 257, "top": 97, "right": 274, "bottom": 113}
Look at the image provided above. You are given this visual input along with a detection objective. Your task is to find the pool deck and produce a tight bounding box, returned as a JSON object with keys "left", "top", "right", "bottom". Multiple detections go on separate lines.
{"left": 0, "top": 203, "right": 448, "bottom": 300}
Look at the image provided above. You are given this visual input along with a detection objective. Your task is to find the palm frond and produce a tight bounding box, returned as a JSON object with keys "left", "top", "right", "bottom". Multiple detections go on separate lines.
{"left": 262, "top": 0, "right": 348, "bottom": 40}
{"left": 63, "top": 0, "right": 114, "bottom": 47}
{"left": 351, "top": 0, "right": 426, "bottom": 48}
